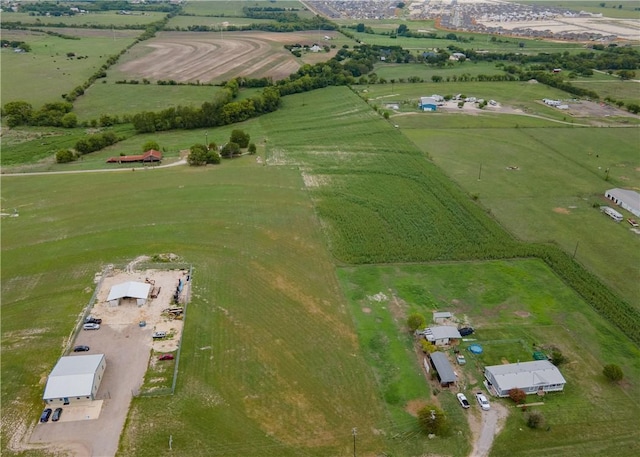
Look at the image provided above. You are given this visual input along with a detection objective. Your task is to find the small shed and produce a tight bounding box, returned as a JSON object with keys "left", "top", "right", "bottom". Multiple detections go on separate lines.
{"left": 429, "top": 352, "right": 457, "bottom": 387}
{"left": 423, "top": 326, "right": 462, "bottom": 346}
{"left": 43, "top": 354, "right": 106, "bottom": 405}
{"left": 107, "top": 281, "right": 151, "bottom": 307}
{"left": 605, "top": 188, "right": 640, "bottom": 217}
{"left": 432, "top": 311, "right": 452, "bottom": 324}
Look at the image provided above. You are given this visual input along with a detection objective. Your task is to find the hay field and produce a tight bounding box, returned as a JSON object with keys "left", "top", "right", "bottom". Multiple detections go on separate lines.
{"left": 115, "top": 31, "right": 338, "bottom": 83}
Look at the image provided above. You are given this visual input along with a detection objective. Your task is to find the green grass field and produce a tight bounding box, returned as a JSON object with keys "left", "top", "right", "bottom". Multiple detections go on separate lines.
{"left": 337, "top": 260, "right": 640, "bottom": 457}
{"left": 1, "top": 11, "right": 165, "bottom": 27}
{"left": 0, "top": 30, "right": 140, "bottom": 107}
{"left": 372, "top": 61, "right": 507, "bottom": 82}
{"left": 181, "top": 0, "right": 314, "bottom": 17}
{"left": 572, "top": 77, "right": 640, "bottom": 105}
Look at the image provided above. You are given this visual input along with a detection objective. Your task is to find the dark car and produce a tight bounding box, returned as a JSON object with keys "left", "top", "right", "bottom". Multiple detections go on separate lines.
{"left": 85, "top": 316, "right": 102, "bottom": 324}
{"left": 40, "top": 408, "right": 52, "bottom": 423}
{"left": 51, "top": 408, "right": 63, "bottom": 422}
{"left": 459, "top": 327, "right": 474, "bottom": 337}
{"left": 73, "top": 345, "right": 90, "bottom": 352}
{"left": 158, "top": 354, "right": 174, "bottom": 361}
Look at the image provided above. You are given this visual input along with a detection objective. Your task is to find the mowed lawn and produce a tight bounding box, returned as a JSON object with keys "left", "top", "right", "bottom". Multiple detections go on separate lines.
{"left": 402, "top": 121, "right": 640, "bottom": 307}
{"left": 337, "top": 260, "right": 640, "bottom": 457}
{"left": 1, "top": 162, "right": 386, "bottom": 457}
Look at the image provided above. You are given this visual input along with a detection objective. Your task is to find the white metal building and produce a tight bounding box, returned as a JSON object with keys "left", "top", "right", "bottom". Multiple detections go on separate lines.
{"left": 484, "top": 360, "right": 566, "bottom": 397}
{"left": 107, "top": 281, "right": 151, "bottom": 307}
{"left": 604, "top": 188, "right": 640, "bottom": 217}
{"left": 43, "top": 354, "right": 106, "bottom": 405}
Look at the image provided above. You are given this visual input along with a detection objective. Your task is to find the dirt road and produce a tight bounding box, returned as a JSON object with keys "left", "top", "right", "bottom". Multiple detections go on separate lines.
{"left": 468, "top": 402, "right": 510, "bottom": 457}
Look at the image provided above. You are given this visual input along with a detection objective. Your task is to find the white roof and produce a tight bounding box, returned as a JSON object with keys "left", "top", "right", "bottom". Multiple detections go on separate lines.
{"left": 606, "top": 188, "right": 640, "bottom": 212}
{"left": 485, "top": 360, "right": 566, "bottom": 391}
{"left": 425, "top": 326, "right": 461, "bottom": 340}
{"left": 107, "top": 281, "right": 151, "bottom": 301}
{"left": 433, "top": 312, "right": 452, "bottom": 319}
{"left": 43, "top": 354, "right": 105, "bottom": 399}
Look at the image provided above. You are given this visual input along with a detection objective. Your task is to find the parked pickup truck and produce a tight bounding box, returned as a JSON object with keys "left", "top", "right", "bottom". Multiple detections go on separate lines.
{"left": 85, "top": 316, "right": 102, "bottom": 325}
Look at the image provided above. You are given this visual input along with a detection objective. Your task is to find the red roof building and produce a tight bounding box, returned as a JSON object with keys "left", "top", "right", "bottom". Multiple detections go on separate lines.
{"left": 107, "top": 150, "right": 162, "bottom": 163}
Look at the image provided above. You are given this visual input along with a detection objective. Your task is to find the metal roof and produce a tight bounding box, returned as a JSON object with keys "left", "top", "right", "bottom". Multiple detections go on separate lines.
{"left": 430, "top": 352, "right": 457, "bottom": 384}
{"left": 107, "top": 281, "right": 151, "bottom": 301}
{"left": 485, "top": 360, "right": 566, "bottom": 391}
{"left": 605, "top": 188, "right": 640, "bottom": 213}
{"left": 425, "top": 326, "right": 462, "bottom": 341}
{"left": 43, "top": 354, "right": 105, "bottom": 399}
{"left": 433, "top": 312, "right": 452, "bottom": 319}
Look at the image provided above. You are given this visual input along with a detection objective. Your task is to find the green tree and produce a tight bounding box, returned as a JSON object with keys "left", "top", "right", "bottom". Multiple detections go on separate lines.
{"left": 55, "top": 149, "right": 75, "bottom": 163}
{"left": 407, "top": 313, "right": 426, "bottom": 332}
{"left": 142, "top": 140, "right": 160, "bottom": 152}
{"left": 61, "top": 112, "right": 78, "bottom": 128}
{"left": 221, "top": 142, "right": 240, "bottom": 158}
{"left": 187, "top": 144, "right": 208, "bottom": 166}
{"left": 248, "top": 143, "right": 257, "bottom": 154}
{"left": 356, "top": 23, "right": 365, "bottom": 33}
{"left": 603, "top": 364, "right": 623, "bottom": 382}
{"left": 230, "top": 129, "right": 250, "bottom": 148}
{"left": 417, "top": 405, "right": 449, "bottom": 435}
{"left": 3, "top": 100, "right": 33, "bottom": 126}
{"left": 550, "top": 349, "right": 567, "bottom": 366}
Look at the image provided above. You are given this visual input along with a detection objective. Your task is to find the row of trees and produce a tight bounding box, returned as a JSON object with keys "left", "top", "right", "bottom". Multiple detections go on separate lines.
{"left": 3, "top": 101, "right": 77, "bottom": 128}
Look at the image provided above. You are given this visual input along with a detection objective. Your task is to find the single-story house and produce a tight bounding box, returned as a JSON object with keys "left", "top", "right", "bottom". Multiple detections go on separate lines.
{"left": 429, "top": 352, "right": 457, "bottom": 387}
{"left": 605, "top": 188, "right": 640, "bottom": 217}
{"left": 107, "top": 281, "right": 151, "bottom": 307}
{"left": 309, "top": 44, "right": 322, "bottom": 53}
{"left": 419, "top": 96, "right": 438, "bottom": 111}
{"left": 422, "top": 326, "right": 462, "bottom": 346}
{"left": 43, "top": 354, "right": 106, "bottom": 405}
{"left": 484, "top": 360, "right": 566, "bottom": 397}
{"left": 432, "top": 311, "right": 452, "bottom": 324}
{"left": 450, "top": 52, "right": 466, "bottom": 61}
{"left": 106, "top": 149, "right": 162, "bottom": 164}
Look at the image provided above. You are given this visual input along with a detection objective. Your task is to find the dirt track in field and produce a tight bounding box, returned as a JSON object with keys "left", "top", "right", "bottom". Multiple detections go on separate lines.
{"left": 118, "top": 31, "right": 336, "bottom": 83}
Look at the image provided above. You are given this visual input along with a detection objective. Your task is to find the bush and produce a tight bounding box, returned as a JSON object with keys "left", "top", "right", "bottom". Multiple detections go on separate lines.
{"left": 55, "top": 149, "right": 75, "bottom": 163}
{"left": 525, "top": 410, "right": 545, "bottom": 429}
{"left": 603, "top": 364, "right": 623, "bottom": 382}
{"left": 221, "top": 142, "right": 240, "bottom": 158}
{"left": 142, "top": 140, "right": 160, "bottom": 152}
{"left": 550, "top": 349, "right": 567, "bottom": 366}
{"left": 508, "top": 388, "right": 526, "bottom": 404}
{"left": 187, "top": 144, "right": 208, "bottom": 166}
{"left": 230, "top": 129, "right": 250, "bottom": 148}
{"left": 248, "top": 143, "right": 257, "bottom": 154}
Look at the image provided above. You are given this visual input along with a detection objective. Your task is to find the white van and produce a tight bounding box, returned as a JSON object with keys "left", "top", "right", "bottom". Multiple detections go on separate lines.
{"left": 601, "top": 206, "right": 623, "bottom": 222}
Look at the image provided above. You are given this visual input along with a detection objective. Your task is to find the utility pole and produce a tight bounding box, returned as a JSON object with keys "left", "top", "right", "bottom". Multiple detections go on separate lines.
{"left": 352, "top": 427, "right": 357, "bottom": 457}
{"left": 205, "top": 131, "right": 208, "bottom": 149}
{"left": 573, "top": 241, "right": 579, "bottom": 259}
{"left": 478, "top": 163, "right": 482, "bottom": 181}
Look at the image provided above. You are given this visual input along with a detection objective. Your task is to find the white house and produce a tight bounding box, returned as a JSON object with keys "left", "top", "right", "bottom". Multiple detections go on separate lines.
{"left": 107, "top": 281, "right": 151, "bottom": 307}
{"left": 484, "top": 360, "right": 566, "bottom": 397}
{"left": 422, "top": 326, "right": 462, "bottom": 346}
{"left": 605, "top": 188, "right": 640, "bottom": 217}
{"left": 43, "top": 354, "right": 106, "bottom": 405}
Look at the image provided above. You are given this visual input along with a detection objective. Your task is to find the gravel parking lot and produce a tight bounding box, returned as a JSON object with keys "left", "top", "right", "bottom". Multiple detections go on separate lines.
{"left": 28, "top": 268, "right": 189, "bottom": 457}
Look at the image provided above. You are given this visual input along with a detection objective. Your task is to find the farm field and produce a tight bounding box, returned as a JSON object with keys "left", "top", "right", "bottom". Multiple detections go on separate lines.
{"left": 1, "top": 161, "right": 387, "bottom": 457}
{"left": 372, "top": 61, "right": 507, "bottom": 82}
{"left": 181, "top": 0, "right": 315, "bottom": 18}
{"left": 0, "top": 11, "right": 165, "bottom": 27}
{"left": 337, "top": 260, "right": 640, "bottom": 457}
{"left": 0, "top": 30, "right": 140, "bottom": 106}
{"left": 401, "top": 119, "right": 640, "bottom": 307}
{"left": 572, "top": 78, "right": 640, "bottom": 105}
{"left": 2, "top": 6, "right": 640, "bottom": 456}
{"left": 111, "top": 30, "right": 339, "bottom": 84}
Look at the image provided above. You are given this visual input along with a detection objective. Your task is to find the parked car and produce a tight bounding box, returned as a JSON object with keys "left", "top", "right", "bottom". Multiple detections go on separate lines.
{"left": 40, "top": 408, "right": 52, "bottom": 423}
{"left": 456, "top": 393, "right": 470, "bottom": 409}
{"left": 73, "top": 345, "right": 90, "bottom": 352}
{"left": 85, "top": 316, "right": 102, "bottom": 324}
{"left": 152, "top": 331, "right": 167, "bottom": 339}
{"left": 459, "top": 327, "right": 474, "bottom": 337}
{"left": 476, "top": 392, "right": 491, "bottom": 410}
{"left": 628, "top": 218, "right": 639, "bottom": 227}
{"left": 83, "top": 323, "right": 100, "bottom": 330}
{"left": 456, "top": 354, "right": 466, "bottom": 365}
{"left": 51, "top": 408, "right": 63, "bottom": 422}
{"left": 158, "top": 354, "right": 174, "bottom": 361}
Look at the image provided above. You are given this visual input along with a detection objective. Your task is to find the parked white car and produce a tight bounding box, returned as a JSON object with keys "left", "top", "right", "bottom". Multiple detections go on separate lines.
{"left": 457, "top": 393, "right": 470, "bottom": 409}
{"left": 476, "top": 392, "right": 490, "bottom": 410}
{"left": 83, "top": 323, "right": 100, "bottom": 330}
